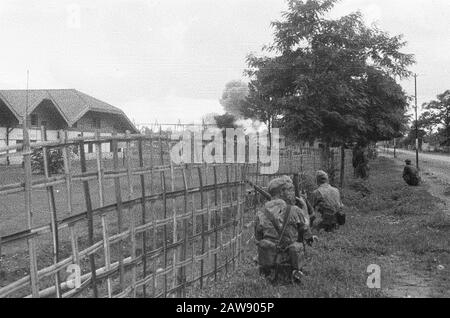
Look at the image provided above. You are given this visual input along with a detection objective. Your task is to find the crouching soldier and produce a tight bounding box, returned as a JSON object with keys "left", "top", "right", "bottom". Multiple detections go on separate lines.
{"left": 312, "top": 171, "right": 345, "bottom": 232}
{"left": 403, "top": 159, "right": 421, "bottom": 186}
{"left": 255, "top": 176, "right": 316, "bottom": 283}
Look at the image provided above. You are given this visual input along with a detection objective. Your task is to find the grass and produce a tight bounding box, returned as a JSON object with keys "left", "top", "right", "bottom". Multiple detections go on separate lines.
{"left": 188, "top": 157, "right": 450, "bottom": 298}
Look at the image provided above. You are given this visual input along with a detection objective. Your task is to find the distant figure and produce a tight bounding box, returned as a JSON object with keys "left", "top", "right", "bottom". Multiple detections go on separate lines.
{"left": 403, "top": 159, "right": 420, "bottom": 186}
{"left": 352, "top": 145, "right": 369, "bottom": 179}
{"left": 312, "top": 171, "right": 345, "bottom": 232}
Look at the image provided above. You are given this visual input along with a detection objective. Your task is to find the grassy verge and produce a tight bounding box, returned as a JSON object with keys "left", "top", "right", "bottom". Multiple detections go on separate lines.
{"left": 188, "top": 157, "right": 450, "bottom": 298}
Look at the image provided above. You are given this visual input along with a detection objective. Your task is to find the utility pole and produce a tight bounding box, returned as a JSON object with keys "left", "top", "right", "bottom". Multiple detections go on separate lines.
{"left": 414, "top": 74, "right": 419, "bottom": 170}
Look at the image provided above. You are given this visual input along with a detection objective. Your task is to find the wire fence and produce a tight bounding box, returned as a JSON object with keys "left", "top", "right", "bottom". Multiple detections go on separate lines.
{"left": 0, "top": 127, "right": 353, "bottom": 298}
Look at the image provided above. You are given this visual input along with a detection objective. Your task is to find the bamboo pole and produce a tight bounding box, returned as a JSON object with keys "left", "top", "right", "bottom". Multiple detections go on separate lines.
{"left": 170, "top": 156, "right": 177, "bottom": 295}
{"left": 137, "top": 138, "right": 148, "bottom": 297}
{"left": 224, "top": 165, "right": 230, "bottom": 275}
{"left": 205, "top": 166, "right": 212, "bottom": 281}
{"left": 177, "top": 166, "right": 188, "bottom": 297}
{"left": 94, "top": 131, "right": 112, "bottom": 297}
{"left": 40, "top": 126, "right": 62, "bottom": 298}
{"left": 231, "top": 165, "right": 237, "bottom": 270}
{"left": 197, "top": 166, "right": 205, "bottom": 289}
{"left": 235, "top": 165, "right": 242, "bottom": 264}
{"left": 159, "top": 128, "right": 168, "bottom": 298}
{"left": 79, "top": 136, "right": 98, "bottom": 298}
{"left": 125, "top": 131, "right": 137, "bottom": 298}
{"left": 189, "top": 165, "right": 196, "bottom": 286}
{"left": 23, "top": 118, "right": 39, "bottom": 297}
{"left": 60, "top": 130, "right": 80, "bottom": 268}
{"left": 213, "top": 166, "right": 218, "bottom": 282}
{"left": 112, "top": 133, "right": 126, "bottom": 292}
{"left": 340, "top": 145, "right": 345, "bottom": 188}
{"left": 219, "top": 187, "right": 224, "bottom": 277}
{"left": 147, "top": 136, "right": 158, "bottom": 298}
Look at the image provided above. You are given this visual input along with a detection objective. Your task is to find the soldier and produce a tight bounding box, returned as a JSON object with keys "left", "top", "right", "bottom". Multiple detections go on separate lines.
{"left": 312, "top": 170, "right": 345, "bottom": 232}
{"left": 352, "top": 144, "right": 369, "bottom": 179}
{"left": 403, "top": 159, "right": 420, "bottom": 186}
{"left": 254, "top": 176, "right": 315, "bottom": 282}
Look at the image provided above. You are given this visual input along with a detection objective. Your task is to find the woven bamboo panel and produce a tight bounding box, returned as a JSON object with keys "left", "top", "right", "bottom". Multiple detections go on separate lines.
{"left": 0, "top": 128, "right": 353, "bottom": 298}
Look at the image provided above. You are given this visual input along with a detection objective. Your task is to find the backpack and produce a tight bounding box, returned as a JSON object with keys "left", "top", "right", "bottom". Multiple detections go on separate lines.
{"left": 257, "top": 205, "right": 292, "bottom": 267}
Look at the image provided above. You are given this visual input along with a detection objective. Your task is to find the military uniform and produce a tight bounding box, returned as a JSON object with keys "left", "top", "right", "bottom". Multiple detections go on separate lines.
{"left": 403, "top": 161, "right": 420, "bottom": 186}
{"left": 312, "top": 171, "right": 344, "bottom": 232}
{"left": 255, "top": 199, "right": 311, "bottom": 274}
{"left": 353, "top": 147, "right": 369, "bottom": 179}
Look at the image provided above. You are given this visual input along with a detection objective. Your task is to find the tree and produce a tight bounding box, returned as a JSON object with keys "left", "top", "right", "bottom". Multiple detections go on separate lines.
{"left": 219, "top": 80, "right": 249, "bottom": 118}
{"left": 422, "top": 90, "right": 450, "bottom": 146}
{"left": 245, "top": 0, "right": 414, "bottom": 147}
{"left": 214, "top": 113, "right": 238, "bottom": 129}
{"left": 399, "top": 123, "right": 426, "bottom": 150}
{"left": 418, "top": 110, "right": 438, "bottom": 137}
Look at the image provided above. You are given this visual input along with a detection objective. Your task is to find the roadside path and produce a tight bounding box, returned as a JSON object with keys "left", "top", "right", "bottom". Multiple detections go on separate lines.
{"left": 380, "top": 148, "right": 450, "bottom": 216}
{"left": 378, "top": 153, "right": 449, "bottom": 297}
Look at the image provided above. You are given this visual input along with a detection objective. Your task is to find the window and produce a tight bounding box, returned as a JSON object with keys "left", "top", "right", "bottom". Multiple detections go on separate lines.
{"left": 30, "top": 114, "right": 38, "bottom": 126}
{"left": 93, "top": 118, "right": 101, "bottom": 129}
{"left": 73, "top": 122, "right": 78, "bottom": 128}
{"left": 88, "top": 143, "right": 94, "bottom": 153}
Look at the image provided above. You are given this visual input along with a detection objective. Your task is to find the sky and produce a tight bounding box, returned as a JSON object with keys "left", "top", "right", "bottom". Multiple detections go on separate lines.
{"left": 0, "top": 0, "right": 449, "bottom": 125}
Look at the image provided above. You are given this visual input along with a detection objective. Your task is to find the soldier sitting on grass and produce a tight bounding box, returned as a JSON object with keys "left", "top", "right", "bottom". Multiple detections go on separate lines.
{"left": 403, "top": 159, "right": 421, "bottom": 186}
{"left": 312, "top": 171, "right": 345, "bottom": 232}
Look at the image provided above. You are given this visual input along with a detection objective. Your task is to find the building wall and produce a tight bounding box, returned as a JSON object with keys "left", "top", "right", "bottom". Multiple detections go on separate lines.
{"left": 73, "top": 111, "right": 129, "bottom": 133}
{"left": 0, "top": 101, "right": 19, "bottom": 127}
{"left": 0, "top": 106, "right": 132, "bottom": 165}
{"left": 28, "top": 100, "right": 67, "bottom": 130}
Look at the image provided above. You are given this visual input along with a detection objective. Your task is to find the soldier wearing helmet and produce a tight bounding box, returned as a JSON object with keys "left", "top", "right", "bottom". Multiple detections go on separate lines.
{"left": 254, "top": 176, "right": 315, "bottom": 282}
{"left": 311, "top": 170, "right": 345, "bottom": 232}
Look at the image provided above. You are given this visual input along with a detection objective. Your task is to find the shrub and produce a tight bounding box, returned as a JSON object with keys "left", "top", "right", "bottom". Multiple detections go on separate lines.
{"left": 31, "top": 149, "right": 64, "bottom": 175}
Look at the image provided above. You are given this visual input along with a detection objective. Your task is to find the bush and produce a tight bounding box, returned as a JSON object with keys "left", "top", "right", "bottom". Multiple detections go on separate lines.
{"left": 31, "top": 149, "right": 64, "bottom": 175}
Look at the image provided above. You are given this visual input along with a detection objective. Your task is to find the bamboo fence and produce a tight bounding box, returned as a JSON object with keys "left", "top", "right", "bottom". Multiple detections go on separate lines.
{"left": 0, "top": 127, "right": 353, "bottom": 298}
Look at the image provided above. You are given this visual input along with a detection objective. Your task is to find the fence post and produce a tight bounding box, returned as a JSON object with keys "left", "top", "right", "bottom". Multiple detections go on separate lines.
{"left": 340, "top": 145, "right": 345, "bottom": 188}
{"left": 125, "top": 130, "right": 138, "bottom": 298}
{"left": 94, "top": 131, "right": 113, "bottom": 297}
{"left": 23, "top": 122, "right": 39, "bottom": 297}
{"left": 213, "top": 166, "right": 219, "bottom": 282}
{"left": 197, "top": 166, "right": 206, "bottom": 290}
{"left": 79, "top": 135, "right": 99, "bottom": 298}
{"left": 137, "top": 138, "right": 148, "bottom": 297}
{"left": 112, "top": 132, "right": 126, "bottom": 293}
{"left": 61, "top": 130, "right": 80, "bottom": 269}
{"left": 40, "top": 125, "right": 62, "bottom": 298}
{"left": 158, "top": 128, "right": 169, "bottom": 297}
{"left": 177, "top": 166, "right": 189, "bottom": 297}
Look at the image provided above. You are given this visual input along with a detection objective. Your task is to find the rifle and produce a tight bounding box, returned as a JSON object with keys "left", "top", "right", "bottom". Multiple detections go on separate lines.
{"left": 245, "top": 179, "right": 314, "bottom": 218}
{"left": 246, "top": 179, "right": 317, "bottom": 261}
{"left": 245, "top": 180, "right": 271, "bottom": 201}
{"left": 292, "top": 173, "right": 316, "bottom": 226}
